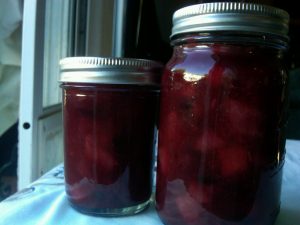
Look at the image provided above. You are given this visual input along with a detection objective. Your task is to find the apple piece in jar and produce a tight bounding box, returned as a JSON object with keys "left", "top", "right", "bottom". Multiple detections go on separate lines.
{"left": 219, "top": 98, "right": 265, "bottom": 142}
{"left": 218, "top": 145, "right": 250, "bottom": 178}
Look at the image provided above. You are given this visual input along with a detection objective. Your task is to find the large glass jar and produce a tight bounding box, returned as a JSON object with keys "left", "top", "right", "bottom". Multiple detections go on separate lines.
{"left": 156, "top": 3, "right": 289, "bottom": 225}
{"left": 60, "top": 57, "right": 162, "bottom": 216}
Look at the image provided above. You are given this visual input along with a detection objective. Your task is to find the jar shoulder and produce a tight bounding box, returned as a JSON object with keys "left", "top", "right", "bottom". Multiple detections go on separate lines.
{"left": 164, "top": 44, "right": 285, "bottom": 76}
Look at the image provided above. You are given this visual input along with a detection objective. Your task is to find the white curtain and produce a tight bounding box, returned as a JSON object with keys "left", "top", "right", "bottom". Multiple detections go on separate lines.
{"left": 0, "top": 0, "right": 22, "bottom": 135}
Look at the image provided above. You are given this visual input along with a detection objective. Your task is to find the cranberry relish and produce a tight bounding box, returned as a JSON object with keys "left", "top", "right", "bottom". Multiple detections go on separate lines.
{"left": 156, "top": 43, "right": 287, "bottom": 225}
{"left": 63, "top": 84, "right": 159, "bottom": 213}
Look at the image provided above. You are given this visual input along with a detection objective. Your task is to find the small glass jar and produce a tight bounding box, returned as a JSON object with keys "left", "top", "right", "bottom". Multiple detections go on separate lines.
{"left": 156, "top": 2, "right": 289, "bottom": 225}
{"left": 60, "top": 57, "right": 162, "bottom": 216}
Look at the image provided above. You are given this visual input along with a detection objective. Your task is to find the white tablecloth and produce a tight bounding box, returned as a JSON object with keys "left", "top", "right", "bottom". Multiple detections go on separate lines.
{"left": 0, "top": 140, "right": 299, "bottom": 225}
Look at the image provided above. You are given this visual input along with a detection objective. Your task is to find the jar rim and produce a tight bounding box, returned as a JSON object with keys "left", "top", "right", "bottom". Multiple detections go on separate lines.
{"left": 170, "top": 31, "right": 289, "bottom": 49}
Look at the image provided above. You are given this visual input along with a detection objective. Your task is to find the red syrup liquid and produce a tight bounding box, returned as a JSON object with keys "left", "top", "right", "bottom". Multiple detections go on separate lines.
{"left": 156, "top": 43, "right": 287, "bottom": 225}
{"left": 62, "top": 84, "right": 159, "bottom": 214}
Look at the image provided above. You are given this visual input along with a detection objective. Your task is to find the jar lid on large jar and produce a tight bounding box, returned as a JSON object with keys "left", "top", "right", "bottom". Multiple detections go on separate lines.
{"left": 171, "top": 2, "right": 289, "bottom": 40}
{"left": 59, "top": 57, "right": 163, "bottom": 86}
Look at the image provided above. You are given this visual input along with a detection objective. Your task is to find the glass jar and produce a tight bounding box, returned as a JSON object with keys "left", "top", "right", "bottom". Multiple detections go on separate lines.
{"left": 156, "top": 2, "right": 289, "bottom": 225}
{"left": 60, "top": 57, "right": 162, "bottom": 216}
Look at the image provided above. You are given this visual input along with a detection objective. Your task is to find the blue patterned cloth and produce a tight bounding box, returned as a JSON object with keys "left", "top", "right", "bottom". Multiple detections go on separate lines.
{"left": 0, "top": 140, "right": 299, "bottom": 225}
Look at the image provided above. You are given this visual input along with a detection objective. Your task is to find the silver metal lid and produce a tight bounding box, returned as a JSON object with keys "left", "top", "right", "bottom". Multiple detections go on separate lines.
{"left": 171, "top": 2, "right": 289, "bottom": 39}
{"left": 59, "top": 57, "right": 162, "bottom": 85}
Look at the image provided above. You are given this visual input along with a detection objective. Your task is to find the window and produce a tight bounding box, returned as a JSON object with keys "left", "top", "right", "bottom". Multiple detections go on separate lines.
{"left": 18, "top": 0, "right": 114, "bottom": 189}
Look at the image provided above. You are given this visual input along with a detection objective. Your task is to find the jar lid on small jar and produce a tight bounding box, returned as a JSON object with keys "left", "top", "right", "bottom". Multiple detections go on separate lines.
{"left": 59, "top": 57, "right": 162, "bottom": 85}
{"left": 171, "top": 2, "right": 289, "bottom": 39}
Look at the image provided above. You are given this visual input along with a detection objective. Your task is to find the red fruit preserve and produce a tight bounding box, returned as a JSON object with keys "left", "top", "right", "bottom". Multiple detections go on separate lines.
{"left": 60, "top": 57, "right": 162, "bottom": 216}
{"left": 156, "top": 3, "right": 289, "bottom": 225}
